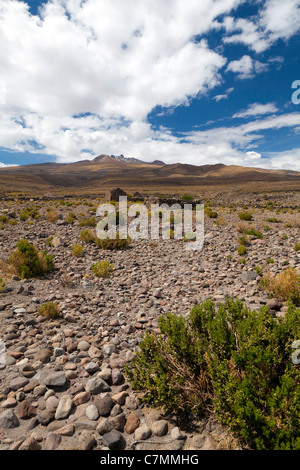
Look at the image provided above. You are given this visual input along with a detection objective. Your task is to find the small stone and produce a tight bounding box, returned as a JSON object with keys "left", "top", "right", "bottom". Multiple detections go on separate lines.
{"left": 151, "top": 420, "right": 168, "bottom": 436}
{"left": 125, "top": 414, "right": 140, "bottom": 434}
{"left": 73, "top": 391, "right": 91, "bottom": 406}
{"left": 46, "top": 395, "right": 59, "bottom": 413}
{"left": 109, "top": 412, "right": 126, "bottom": 431}
{"left": 111, "top": 369, "right": 124, "bottom": 385}
{"left": 134, "top": 424, "right": 151, "bottom": 441}
{"left": 96, "top": 418, "right": 111, "bottom": 435}
{"left": 85, "top": 377, "right": 110, "bottom": 394}
{"left": 95, "top": 396, "right": 114, "bottom": 417}
{"left": 88, "top": 345, "right": 102, "bottom": 359}
{"left": 1, "top": 397, "right": 17, "bottom": 409}
{"left": 79, "top": 430, "right": 96, "bottom": 450}
{"left": 112, "top": 391, "right": 128, "bottom": 405}
{"left": 170, "top": 426, "right": 186, "bottom": 440}
{"left": 55, "top": 396, "right": 73, "bottom": 420}
{"left": 97, "top": 368, "right": 111, "bottom": 381}
{"left": 9, "top": 377, "right": 29, "bottom": 391}
{"left": 85, "top": 361, "right": 100, "bottom": 374}
{"left": 43, "top": 432, "right": 61, "bottom": 450}
{"left": 0, "top": 409, "right": 19, "bottom": 429}
{"left": 102, "top": 429, "right": 123, "bottom": 449}
{"left": 86, "top": 404, "right": 99, "bottom": 421}
{"left": 34, "top": 348, "right": 52, "bottom": 364}
{"left": 56, "top": 423, "right": 75, "bottom": 436}
{"left": 77, "top": 340, "right": 90, "bottom": 351}
{"left": 125, "top": 396, "right": 138, "bottom": 410}
{"left": 17, "top": 400, "right": 37, "bottom": 419}
{"left": 19, "top": 436, "right": 41, "bottom": 450}
{"left": 43, "top": 371, "right": 67, "bottom": 389}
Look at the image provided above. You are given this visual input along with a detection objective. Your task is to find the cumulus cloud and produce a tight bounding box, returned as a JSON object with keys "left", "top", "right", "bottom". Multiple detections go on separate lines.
{"left": 226, "top": 55, "right": 268, "bottom": 80}
{"left": 222, "top": 0, "right": 300, "bottom": 53}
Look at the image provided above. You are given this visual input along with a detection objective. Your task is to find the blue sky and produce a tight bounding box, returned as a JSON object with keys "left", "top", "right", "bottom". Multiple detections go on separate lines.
{"left": 0, "top": 0, "right": 300, "bottom": 170}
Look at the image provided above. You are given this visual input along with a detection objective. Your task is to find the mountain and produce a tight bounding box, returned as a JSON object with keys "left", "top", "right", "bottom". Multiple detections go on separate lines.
{"left": 0, "top": 154, "right": 299, "bottom": 196}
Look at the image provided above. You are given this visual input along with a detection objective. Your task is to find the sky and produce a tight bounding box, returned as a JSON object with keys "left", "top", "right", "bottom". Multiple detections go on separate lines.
{"left": 0, "top": 0, "right": 300, "bottom": 170}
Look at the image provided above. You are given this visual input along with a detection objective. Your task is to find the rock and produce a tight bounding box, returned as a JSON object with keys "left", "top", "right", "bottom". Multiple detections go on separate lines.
{"left": 95, "top": 396, "right": 114, "bottom": 417}
{"left": 46, "top": 395, "right": 59, "bottom": 413}
{"left": 85, "top": 377, "right": 110, "bottom": 394}
{"left": 170, "top": 426, "right": 186, "bottom": 440}
{"left": 9, "top": 376, "right": 29, "bottom": 391}
{"left": 151, "top": 420, "right": 168, "bottom": 436}
{"left": 56, "top": 423, "right": 75, "bottom": 436}
{"left": 86, "top": 404, "right": 99, "bottom": 421}
{"left": 103, "top": 344, "right": 116, "bottom": 355}
{"left": 55, "top": 396, "right": 73, "bottom": 420}
{"left": 79, "top": 430, "right": 96, "bottom": 450}
{"left": 112, "top": 391, "right": 128, "bottom": 405}
{"left": 84, "top": 361, "right": 100, "bottom": 374}
{"left": 77, "top": 340, "right": 90, "bottom": 351}
{"left": 1, "top": 397, "right": 17, "bottom": 408}
{"left": 34, "top": 348, "right": 52, "bottom": 364}
{"left": 0, "top": 409, "right": 19, "bottom": 429}
{"left": 111, "top": 369, "right": 124, "bottom": 385}
{"left": 97, "top": 418, "right": 111, "bottom": 435}
{"left": 108, "top": 412, "right": 126, "bottom": 431}
{"left": 17, "top": 400, "right": 37, "bottom": 419}
{"left": 102, "top": 429, "right": 123, "bottom": 449}
{"left": 97, "top": 368, "right": 111, "bottom": 381}
{"left": 19, "top": 436, "right": 41, "bottom": 450}
{"left": 125, "top": 414, "right": 140, "bottom": 434}
{"left": 43, "top": 371, "right": 67, "bottom": 389}
{"left": 266, "top": 298, "right": 283, "bottom": 311}
{"left": 43, "top": 432, "right": 61, "bottom": 450}
{"left": 73, "top": 391, "right": 91, "bottom": 406}
{"left": 134, "top": 424, "right": 151, "bottom": 441}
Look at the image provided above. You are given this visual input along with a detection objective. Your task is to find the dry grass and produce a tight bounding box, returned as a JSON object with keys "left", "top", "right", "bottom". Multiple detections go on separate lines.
{"left": 261, "top": 267, "right": 300, "bottom": 305}
{"left": 38, "top": 301, "right": 62, "bottom": 320}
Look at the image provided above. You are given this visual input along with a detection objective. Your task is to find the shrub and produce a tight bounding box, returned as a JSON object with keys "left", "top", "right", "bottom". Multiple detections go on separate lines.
{"left": 294, "top": 243, "right": 300, "bottom": 252}
{"left": 244, "top": 228, "right": 264, "bottom": 239}
{"left": 72, "top": 244, "right": 84, "bottom": 257}
{"left": 38, "top": 301, "right": 61, "bottom": 320}
{"left": 267, "top": 217, "right": 279, "bottom": 223}
{"left": 79, "top": 216, "right": 96, "bottom": 227}
{"left": 0, "top": 277, "right": 5, "bottom": 293}
{"left": 0, "top": 215, "right": 8, "bottom": 224}
{"left": 96, "top": 233, "right": 131, "bottom": 250}
{"left": 255, "top": 265, "right": 263, "bottom": 276}
{"left": 91, "top": 259, "right": 114, "bottom": 278}
{"left": 9, "top": 239, "right": 54, "bottom": 279}
{"left": 80, "top": 229, "right": 96, "bottom": 244}
{"left": 181, "top": 194, "right": 194, "bottom": 201}
{"left": 260, "top": 267, "right": 300, "bottom": 306}
{"left": 65, "top": 212, "right": 77, "bottom": 224}
{"left": 238, "top": 256, "right": 247, "bottom": 264}
{"left": 238, "top": 211, "right": 252, "bottom": 221}
{"left": 126, "top": 298, "right": 300, "bottom": 450}
{"left": 237, "top": 244, "right": 247, "bottom": 256}
{"left": 205, "top": 207, "right": 218, "bottom": 219}
{"left": 46, "top": 210, "right": 59, "bottom": 223}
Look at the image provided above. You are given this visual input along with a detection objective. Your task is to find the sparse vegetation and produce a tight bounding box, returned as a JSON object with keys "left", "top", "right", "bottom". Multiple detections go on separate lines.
{"left": 238, "top": 210, "right": 252, "bottom": 221}
{"left": 260, "top": 267, "right": 300, "bottom": 306}
{"left": 72, "top": 244, "right": 84, "bottom": 257}
{"left": 126, "top": 298, "right": 300, "bottom": 450}
{"left": 0, "top": 277, "right": 5, "bottom": 293}
{"left": 96, "top": 233, "right": 132, "bottom": 250}
{"left": 9, "top": 239, "right": 54, "bottom": 279}
{"left": 38, "top": 301, "right": 61, "bottom": 320}
{"left": 91, "top": 259, "right": 114, "bottom": 278}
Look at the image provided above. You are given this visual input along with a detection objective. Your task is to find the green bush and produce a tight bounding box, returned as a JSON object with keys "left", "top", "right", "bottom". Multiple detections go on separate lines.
{"left": 205, "top": 207, "right": 218, "bottom": 219}
{"left": 79, "top": 216, "right": 96, "bottom": 227}
{"left": 96, "top": 233, "right": 131, "bottom": 250}
{"left": 38, "top": 301, "right": 61, "bottom": 320}
{"left": 238, "top": 211, "right": 252, "bottom": 221}
{"left": 91, "top": 259, "right": 114, "bottom": 278}
{"left": 65, "top": 212, "right": 77, "bottom": 224}
{"left": 9, "top": 239, "right": 54, "bottom": 279}
{"left": 237, "top": 244, "right": 247, "bottom": 255}
{"left": 126, "top": 298, "right": 300, "bottom": 450}
{"left": 0, "top": 277, "right": 5, "bottom": 293}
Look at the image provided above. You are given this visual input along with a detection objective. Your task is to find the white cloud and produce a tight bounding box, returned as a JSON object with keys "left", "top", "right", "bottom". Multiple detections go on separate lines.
{"left": 226, "top": 55, "right": 268, "bottom": 80}
{"left": 233, "top": 102, "right": 279, "bottom": 118}
{"left": 222, "top": 0, "right": 300, "bottom": 53}
{"left": 213, "top": 87, "right": 234, "bottom": 102}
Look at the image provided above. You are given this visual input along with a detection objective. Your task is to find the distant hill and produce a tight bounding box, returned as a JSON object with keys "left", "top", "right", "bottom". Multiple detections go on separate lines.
{"left": 0, "top": 154, "right": 299, "bottom": 195}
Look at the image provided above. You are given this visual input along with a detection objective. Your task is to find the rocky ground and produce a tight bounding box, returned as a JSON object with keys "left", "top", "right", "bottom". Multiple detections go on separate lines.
{"left": 0, "top": 191, "right": 299, "bottom": 450}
